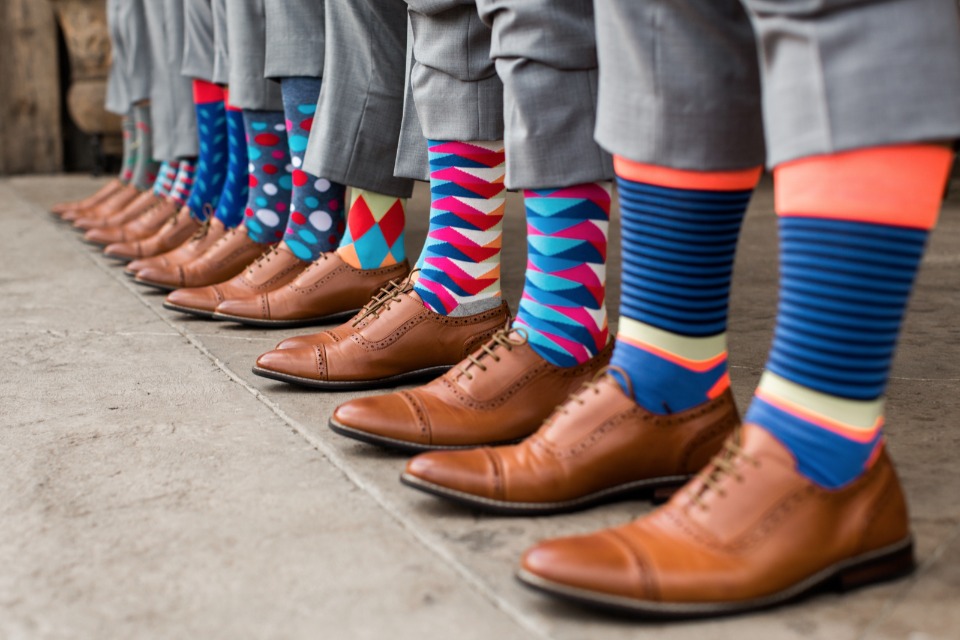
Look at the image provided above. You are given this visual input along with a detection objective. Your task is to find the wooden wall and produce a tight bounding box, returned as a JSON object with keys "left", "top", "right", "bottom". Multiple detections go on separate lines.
{"left": 0, "top": 0, "right": 63, "bottom": 175}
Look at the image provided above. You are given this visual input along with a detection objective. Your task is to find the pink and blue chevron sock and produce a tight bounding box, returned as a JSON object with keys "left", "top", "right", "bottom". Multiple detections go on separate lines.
{"left": 414, "top": 140, "right": 506, "bottom": 317}
{"left": 242, "top": 110, "right": 292, "bottom": 244}
{"left": 280, "top": 77, "right": 346, "bottom": 261}
{"left": 514, "top": 184, "right": 611, "bottom": 367}
{"left": 212, "top": 93, "right": 249, "bottom": 228}
{"left": 186, "top": 80, "right": 228, "bottom": 221}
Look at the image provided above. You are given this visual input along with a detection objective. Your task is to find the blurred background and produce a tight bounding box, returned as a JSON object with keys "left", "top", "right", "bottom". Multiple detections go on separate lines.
{"left": 0, "top": 0, "right": 120, "bottom": 177}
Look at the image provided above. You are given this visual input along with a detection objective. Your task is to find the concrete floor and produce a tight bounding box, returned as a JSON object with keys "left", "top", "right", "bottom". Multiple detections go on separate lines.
{"left": 2, "top": 174, "right": 959, "bottom": 639}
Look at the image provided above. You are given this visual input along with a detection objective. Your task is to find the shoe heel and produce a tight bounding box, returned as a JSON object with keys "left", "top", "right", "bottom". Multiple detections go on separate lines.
{"left": 836, "top": 542, "right": 915, "bottom": 592}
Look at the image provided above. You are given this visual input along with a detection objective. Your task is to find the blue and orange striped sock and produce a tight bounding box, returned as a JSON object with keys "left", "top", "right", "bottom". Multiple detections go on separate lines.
{"left": 610, "top": 159, "right": 762, "bottom": 414}
{"left": 152, "top": 161, "right": 180, "bottom": 198}
{"left": 514, "top": 183, "right": 611, "bottom": 367}
{"left": 747, "top": 144, "right": 953, "bottom": 488}
{"left": 413, "top": 140, "right": 506, "bottom": 317}
{"left": 187, "top": 80, "right": 228, "bottom": 221}
{"left": 169, "top": 161, "right": 196, "bottom": 207}
{"left": 212, "top": 90, "right": 249, "bottom": 228}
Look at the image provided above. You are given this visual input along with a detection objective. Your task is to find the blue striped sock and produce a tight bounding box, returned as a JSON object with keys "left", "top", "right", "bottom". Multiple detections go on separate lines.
{"left": 610, "top": 177, "right": 753, "bottom": 413}
{"left": 746, "top": 217, "right": 928, "bottom": 488}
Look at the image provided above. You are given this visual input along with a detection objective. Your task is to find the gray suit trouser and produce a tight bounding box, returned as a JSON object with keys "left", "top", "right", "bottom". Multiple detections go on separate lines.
{"left": 181, "top": 0, "right": 215, "bottom": 82}
{"left": 264, "top": 0, "right": 325, "bottom": 79}
{"left": 595, "top": 0, "right": 960, "bottom": 170}
{"left": 225, "top": 0, "right": 283, "bottom": 110}
{"left": 144, "top": 0, "right": 199, "bottom": 160}
{"left": 105, "top": 0, "right": 152, "bottom": 115}
{"left": 397, "top": 0, "right": 612, "bottom": 190}
{"left": 301, "top": 0, "right": 417, "bottom": 198}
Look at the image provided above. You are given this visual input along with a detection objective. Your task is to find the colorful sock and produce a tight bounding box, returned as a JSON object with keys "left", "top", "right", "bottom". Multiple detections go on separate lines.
{"left": 130, "top": 103, "right": 160, "bottom": 191}
{"left": 152, "top": 161, "right": 180, "bottom": 198}
{"left": 336, "top": 189, "right": 407, "bottom": 269}
{"left": 609, "top": 159, "right": 761, "bottom": 414}
{"left": 119, "top": 114, "right": 137, "bottom": 184}
{"left": 169, "top": 160, "right": 196, "bottom": 207}
{"left": 413, "top": 140, "right": 505, "bottom": 317}
{"left": 747, "top": 145, "right": 952, "bottom": 489}
{"left": 186, "top": 80, "right": 228, "bottom": 221}
{"left": 514, "top": 183, "right": 611, "bottom": 367}
{"left": 242, "top": 109, "right": 292, "bottom": 244}
{"left": 213, "top": 89, "right": 249, "bottom": 228}
{"left": 280, "top": 77, "right": 346, "bottom": 261}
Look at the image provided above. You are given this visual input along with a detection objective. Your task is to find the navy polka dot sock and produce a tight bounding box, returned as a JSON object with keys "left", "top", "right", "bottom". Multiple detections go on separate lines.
{"left": 242, "top": 109, "right": 292, "bottom": 244}
{"left": 280, "top": 77, "right": 346, "bottom": 261}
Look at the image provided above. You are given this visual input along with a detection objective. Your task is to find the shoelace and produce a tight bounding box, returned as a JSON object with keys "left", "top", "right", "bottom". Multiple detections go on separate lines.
{"left": 350, "top": 270, "right": 419, "bottom": 327}
{"left": 455, "top": 322, "right": 528, "bottom": 380}
{"left": 247, "top": 243, "right": 281, "bottom": 275}
{"left": 189, "top": 205, "right": 216, "bottom": 242}
{"left": 299, "top": 251, "right": 332, "bottom": 278}
{"left": 687, "top": 429, "right": 759, "bottom": 512}
{"left": 530, "top": 366, "right": 630, "bottom": 432}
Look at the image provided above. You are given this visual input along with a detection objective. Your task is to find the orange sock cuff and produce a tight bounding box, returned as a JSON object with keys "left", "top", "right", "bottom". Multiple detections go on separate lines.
{"left": 774, "top": 144, "right": 954, "bottom": 230}
{"left": 193, "top": 79, "right": 225, "bottom": 104}
{"left": 614, "top": 156, "right": 763, "bottom": 192}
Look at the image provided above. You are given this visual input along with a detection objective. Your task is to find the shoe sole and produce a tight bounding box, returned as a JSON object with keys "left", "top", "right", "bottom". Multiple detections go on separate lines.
{"left": 162, "top": 300, "right": 217, "bottom": 319}
{"left": 135, "top": 278, "right": 178, "bottom": 293}
{"left": 328, "top": 417, "right": 524, "bottom": 454}
{"left": 211, "top": 308, "right": 359, "bottom": 329}
{"left": 399, "top": 472, "right": 689, "bottom": 516}
{"left": 102, "top": 252, "right": 134, "bottom": 264}
{"left": 251, "top": 365, "right": 451, "bottom": 391}
{"left": 516, "top": 537, "right": 915, "bottom": 619}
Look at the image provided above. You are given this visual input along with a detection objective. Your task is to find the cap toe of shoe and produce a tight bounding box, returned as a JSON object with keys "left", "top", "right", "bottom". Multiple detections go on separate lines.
{"left": 165, "top": 285, "right": 220, "bottom": 312}
{"left": 255, "top": 346, "right": 321, "bottom": 380}
{"left": 520, "top": 530, "right": 647, "bottom": 602}
{"left": 405, "top": 449, "right": 498, "bottom": 497}
{"left": 333, "top": 394, "right": 423, "bottom": 444}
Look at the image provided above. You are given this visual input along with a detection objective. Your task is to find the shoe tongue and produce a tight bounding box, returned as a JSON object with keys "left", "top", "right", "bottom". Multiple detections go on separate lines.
{"left": 538, "top": 375, "right": 635, "bottom": 446}
{"left": 249, "top": 245, "right": 297, "bottom": 282}
{"left": 738, "top": 423, "right": 796, "bottom": 466}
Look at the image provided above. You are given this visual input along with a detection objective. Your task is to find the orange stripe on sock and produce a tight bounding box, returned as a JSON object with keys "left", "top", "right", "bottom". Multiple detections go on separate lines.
{"left": 614, "top": 157, "right": 763, "bottom": 192}
{"left": 617, "top": 333, "right": 727, "bottom": 372}
{"left": 707, "top": 372, "right": 731, "bottom": 399}
{"left": 775, "top": 144, "right": 954, "bottom": 230}
{"left": 755, "top": 388, "right": 884, "bottom": 444}
{"left": 193, "top": 79, "right": 225, "bottom": 104}
{"left": 865, "top": 437, "right": 885, "bottom": 469}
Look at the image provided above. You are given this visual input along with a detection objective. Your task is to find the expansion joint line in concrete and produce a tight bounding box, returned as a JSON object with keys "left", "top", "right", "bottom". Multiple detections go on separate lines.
{"left": 57, "top": 216, "right": 552, "bottom": 640}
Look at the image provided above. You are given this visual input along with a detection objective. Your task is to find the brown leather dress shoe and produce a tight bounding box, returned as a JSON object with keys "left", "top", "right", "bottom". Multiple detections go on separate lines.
{"left": 401, "top": 374, "right": 738, "bottom": 515}
{"left": 103, "top": 206, "right": 202, "bottom": 262}
{"left": 65, "top": 183, "right": 139, "bottom": 222}
{"left": 84, "top": 197, "right": 178, "bottom": 246}
{"left": 252, "top": 281, "right": 510, "bottom": 390}
{"left": 126, "top": 217, "right": 228, "bottom": 281}
{"left": 51, "top": 178, "right": 123, "bottom": 216}
{"left": 330, "top": 328, "right": 614, "bottom": 452}
{"left": 212, "top": 252, "right": 411, "bottom": 328}
{"left": 73, "top": 190, "right": 159, "bottom": 230}
{"left": 517, "top": 423, "right": 915, "bottom": 617}
{"left": 163, "top": 243, "right": 305, "bottom": 318}
{"left": 136, "top": 225, "right": 268, "bottom": 292}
